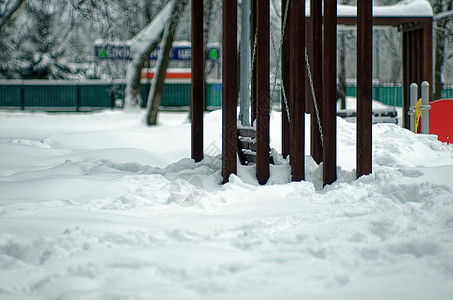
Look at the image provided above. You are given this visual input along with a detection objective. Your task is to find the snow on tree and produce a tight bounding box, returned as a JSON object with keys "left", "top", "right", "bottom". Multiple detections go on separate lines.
{"left": 123, "top": 0, "right": 176, "bottom": 109}
{"left": 433, "top": 0, "right": 453, "bottom": 99}
{"left": 0, "top": 0, "right": 25, "bottom": 31}
{"left": 146, "top": 0, "right": 188, "bottom": 125}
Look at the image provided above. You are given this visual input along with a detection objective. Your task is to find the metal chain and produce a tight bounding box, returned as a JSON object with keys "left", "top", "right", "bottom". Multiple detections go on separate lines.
{"left": 304, "top": 46, "right": 324, "bottom": 146}
{"left": 249, "top": 31, "right": 257, "bottom": 74}
{"left": 271, "top": 0, "right": 290, "bottom": 117}
{"left": 281, "top": 80, "right": 290, "bottom": 122}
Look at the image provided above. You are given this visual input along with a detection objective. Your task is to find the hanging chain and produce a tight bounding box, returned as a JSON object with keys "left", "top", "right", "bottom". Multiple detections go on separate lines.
{"left": 304, "top": 46, "right": 324, "bottom": 146}
{"left": 281, "top": 81, "right": 290, "bottom": 122}
{"left": 271, "top": 0, "right": 290, "bottom": 118}
{"left": 249, "top": 31, "right": 258, "bottom": 74}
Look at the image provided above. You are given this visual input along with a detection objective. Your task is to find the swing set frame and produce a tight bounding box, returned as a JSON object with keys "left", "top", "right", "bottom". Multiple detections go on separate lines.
{"left": 190, "top": 0, "right": 433, "bottom": 186}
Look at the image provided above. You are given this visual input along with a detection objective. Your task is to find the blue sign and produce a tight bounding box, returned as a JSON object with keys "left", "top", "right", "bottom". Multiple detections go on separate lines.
{"left": 95, "top": 44, "right": 220, "bottom": 61}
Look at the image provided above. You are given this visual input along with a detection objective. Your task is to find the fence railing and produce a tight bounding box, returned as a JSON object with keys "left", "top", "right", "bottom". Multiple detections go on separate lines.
{"left": 1, "top": 80, "right": 453, "bottom": 112}
{"left": 0, "top": 80, "right": 222, "bottom": 111}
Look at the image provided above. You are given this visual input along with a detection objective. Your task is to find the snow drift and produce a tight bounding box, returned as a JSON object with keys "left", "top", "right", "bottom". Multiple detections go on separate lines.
{"left": 0, "top": 107, "right": 452, "bottom": 299}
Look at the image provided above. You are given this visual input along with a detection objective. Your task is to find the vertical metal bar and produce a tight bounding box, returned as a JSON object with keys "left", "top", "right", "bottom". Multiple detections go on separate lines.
{"left": 410, "top": 31, "right": 417, "bottom": 93}
{"left": 191, "top": 0, "right": 204, "bottom": 162}
{"left": 311, "top": 0, "right": 323, "bottom": 164}
{"left": 239, "top": 0, "right": 250, "bottom": 126}
{"left": 256, "top": 0, "right": 270, "bottom": 185}
{"left": 20, "top": 84, "right": 25, "bottom": 110}
{"left": 356, "top": 0, "right": 373, "bottom": 178}
{"left": 402, "top": 32, "right": 410, "bottom": 129}
{"left": 281, "top": 0, "right": 290, "bottom": 158}
{"left": 222, "top": 0, "right": 238, "bottom": 183}
{"left": 421, "top": 81, "right": 431, "bottom": 134}
{"left": 290, "top": 0, "right": 305, "bottom": 182}
{"left": 409, "top": 83, "right": 418, "bottom": 132}
{"left": 417, "top": 29, "right": 423, "bottom": 86}
{"left": 422, "top": 21, "right": 433, "bottom": 102}
{"left": 76, "top": 85, "right": 81, "bottom": 112}
{"left": 323, "top": 0, "right": 337, "bottom": 186}
{"left": 250, "top": 0, "right": 257, "bottom": 123}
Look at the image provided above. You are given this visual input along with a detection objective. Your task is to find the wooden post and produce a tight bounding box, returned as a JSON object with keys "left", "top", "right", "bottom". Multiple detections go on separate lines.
{"left": 256, "top": 0, "right": 270, "bottom": 185}
{"left": 290, "top": 0, "right": 305, "bottom": 181}
{"left": 323, "top": 0, "right": 337, "bottom": 186}
{"left": 422, "top": 21, "right": 433, "bottom": 102}
{"left": 222, "top": 0, "right": 238, "bottom": 183}
{"left": 311, "top": 0, "right": 323, "bottom": 164}
{"left": 281, "top": 0, "right": 290, "bottom": 158}
{"left": 357, "top": 0, "right": 373, "bottom": 178}
{"left": 402, "top": 31, "right": 410, "bottom": 129}
{"left": 250, "top": 0, "right": 257, "bottom": 124}
{"left": 191, "top": 0, "right": 204, "bottom": 162}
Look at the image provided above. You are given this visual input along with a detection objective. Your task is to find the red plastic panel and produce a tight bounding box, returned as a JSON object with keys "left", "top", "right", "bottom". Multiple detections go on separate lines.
{"left": 430, "top": 99, "right": 453, "bottom": 144}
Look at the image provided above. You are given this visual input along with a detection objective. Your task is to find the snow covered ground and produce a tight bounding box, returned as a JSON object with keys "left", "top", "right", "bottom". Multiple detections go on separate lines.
{"left": 1, "top": 105, "right": 453, "bottom": 300}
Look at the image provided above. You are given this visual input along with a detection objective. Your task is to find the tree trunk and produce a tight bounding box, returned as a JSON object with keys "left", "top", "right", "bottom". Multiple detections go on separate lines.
{"left": 146, "top": 0, "right": 188, "bottom": 125}
{"left": 124, "top": 1, "right": 176, "bottom": 109}
{"left": 433, "top": 0, "right": 453, "bottom": 100}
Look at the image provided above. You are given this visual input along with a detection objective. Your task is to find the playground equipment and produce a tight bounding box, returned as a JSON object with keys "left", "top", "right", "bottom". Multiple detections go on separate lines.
{"left": 410, "top": 80, "right": 452, "bottom": 144}
{"left": 409, "top": 81, "right": 432, "bottom": 134}
{"left": 430, "top": 99, "right": 453, "bottom": 144}
{"left": 189, "top": 0, "right": 434, "bottom": 186}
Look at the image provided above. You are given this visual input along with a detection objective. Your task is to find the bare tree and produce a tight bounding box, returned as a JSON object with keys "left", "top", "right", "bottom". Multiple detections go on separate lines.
{"left": 146, "top": 0, "right": 189, "bottom": 125}
{"left": 0, "top": 0, "right": 26, "bottom": 31}
{"left": 433, "top": 0, "right": 453, "bottom": 99}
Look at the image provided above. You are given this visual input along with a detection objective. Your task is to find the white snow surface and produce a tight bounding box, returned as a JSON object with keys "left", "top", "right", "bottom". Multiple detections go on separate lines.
{"left": 342, "top": 0, "right": 434, "bottom": 17}
{"left": 0, "top": 106, "right": 453, "bottom": 300}
{"left": 306, "top": 0, "right": 433, "bottom": 17}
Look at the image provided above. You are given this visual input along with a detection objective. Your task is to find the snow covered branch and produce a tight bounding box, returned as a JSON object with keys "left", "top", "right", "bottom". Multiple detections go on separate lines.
{"left": 0, "top": 0, "right": 26, "bottom": 31}
{"left": 124, "top": 0, "right": 176, "bottom": 109}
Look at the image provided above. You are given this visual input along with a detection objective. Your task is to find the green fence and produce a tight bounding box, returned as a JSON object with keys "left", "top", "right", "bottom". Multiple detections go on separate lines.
{"left": 345, "top": 84, "right": 404, "bottom": 107}
{"left": 1, "top": 80, "right": 452, "bottom": 111}
{"left": 0, "top": 80, "right": 223, "bottom": 111}
{"left": 441, "top": 85, "right": 453, "bottom": 99}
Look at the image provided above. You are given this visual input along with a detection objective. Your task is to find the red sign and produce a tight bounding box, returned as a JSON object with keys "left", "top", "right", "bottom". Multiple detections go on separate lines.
{"left": 141, "top": 68, "right": 191, "bottom": 80}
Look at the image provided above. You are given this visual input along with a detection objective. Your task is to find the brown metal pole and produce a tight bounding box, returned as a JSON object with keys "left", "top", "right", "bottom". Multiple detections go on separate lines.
{"left": 416, "top": 29, "right": 423, "bottom": 86}
{"left": 323, "top": 0, "right": 337, "bottom": 186}
{"left": 357, "top": 0, "right": 373, "bottom": 178}
{"left": 311, "top": 0, "right": 323, "bottom": 164}
{"left": 290, "top": 0, "right": 305, "bottom": 182}
{"left": 410, "top": 31, "right": 417, "bottom": 91}
{"left": 222, "top": 0, "right": 238, "bottom": 183}
{"left": 251, "top": 0, "right": 257, "bottom": 124}
{"left": 191, "top": 0, "right": 204, "bottom": 162}
{"left": 422, "top": 21, "right": 433, "bottom": 102}
{"left": 281, "top": 0, "right": 290, "bottom": 159}
{"left": 256, "top": 0, "right": 270, "bottom": 185}
{"left": 402, "top": 31, "right": 410, "bottom": 129}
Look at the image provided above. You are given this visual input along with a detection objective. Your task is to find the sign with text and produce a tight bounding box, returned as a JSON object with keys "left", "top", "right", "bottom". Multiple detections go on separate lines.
{"left": 94, "top": 43, "right": 220, "bottom": 61}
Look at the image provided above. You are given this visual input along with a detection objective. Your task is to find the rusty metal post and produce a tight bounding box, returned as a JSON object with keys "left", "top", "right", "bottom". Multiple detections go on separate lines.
{"left": 251, "top": 0, "right": 257, "bottom": 123}
{"left": 191, "top": 0, "right": 204, "bottom": 162}
{"left": 222, "top": 0, "right": 238, "bottom": 183}
{"left": 281, "top": 0, "right": 290, "bottom": 158}
{"left": 311, "top": 0, "right": 323, "bottom": 164}
{"left": 323, "top": 0, "right": 337, "bottom": 186}
{"left": 290, "top": 0, "right": 305, "bottom": 181}
{"left": 402, "top": 31, "right": 410, "bottom": 129}
{"left": 357, "top": 0, "right": 373, "bottom": 178}
{"left": 256, "top": 0, "right": 270, "bottom": 185}
{"left": 422, "top": 21, "right": 433, "bottom": 102}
